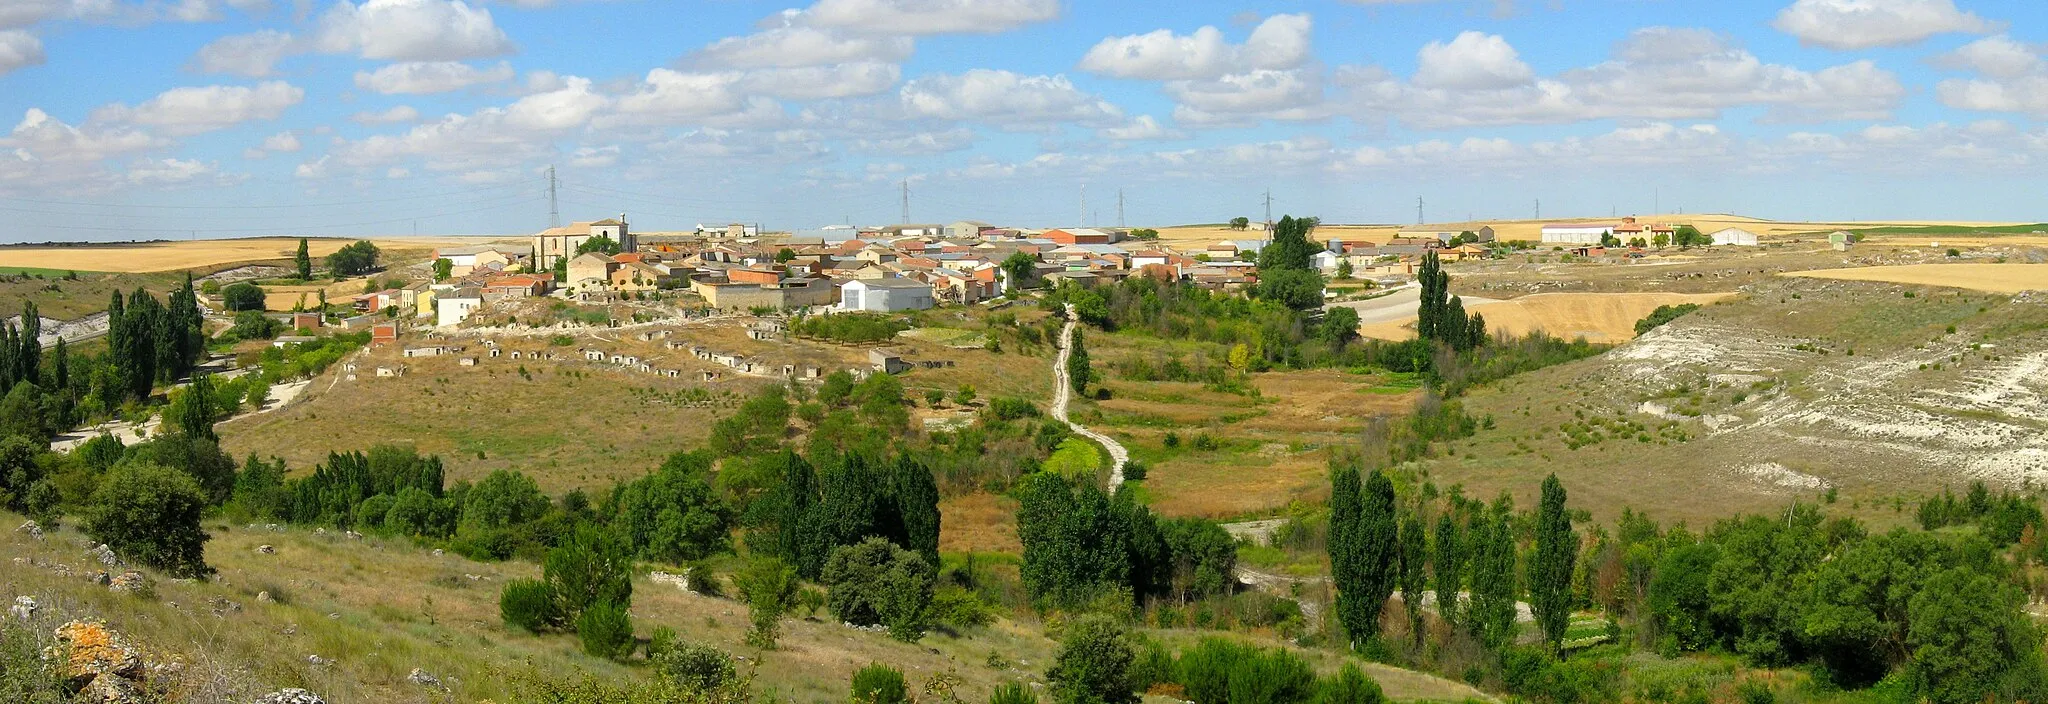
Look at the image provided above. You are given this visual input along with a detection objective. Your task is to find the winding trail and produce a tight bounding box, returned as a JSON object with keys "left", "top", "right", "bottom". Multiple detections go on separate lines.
{"left": 1052, "top": 303, "right": 1129, "bottom": 490}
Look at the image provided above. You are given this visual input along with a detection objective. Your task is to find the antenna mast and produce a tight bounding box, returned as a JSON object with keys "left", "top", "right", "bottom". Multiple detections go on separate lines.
{"left": 1416, "top": 196, "right": 1424, "bottom": 225}
{"left": 1116, "top": 189, "right": 1125, "bottom": 228}
{"left": 1262, "top": 189, "right": 1273, "bottom": 227}
{"left": 547, "top": 165, "right": 559, "bottom": 229}
{"left": 1080, "top": 184, "right": 1087, "bottom": 226}
{"left": 900, "top": 180, "right": 909, "bottom": 224}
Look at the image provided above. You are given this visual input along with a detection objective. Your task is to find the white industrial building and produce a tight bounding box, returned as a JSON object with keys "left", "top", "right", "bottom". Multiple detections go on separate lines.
{"left": 840, "top": 278, "right": 936, "bottom": 312}
{"left": 1711, "top": 227, "right": 1760, "bottom": 246}
{"left": 1540, "top": 224, "right": 1613, "bottom": 245}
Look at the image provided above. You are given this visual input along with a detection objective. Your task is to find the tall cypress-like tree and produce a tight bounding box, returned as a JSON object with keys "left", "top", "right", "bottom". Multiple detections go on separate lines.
{"left": 1433, "top": 510, "right": 1465, "bottom": 627}
{"left": 1328, "top": 463, "right": 1368, "bottom": 646}
{"left": 1443, "top": 296, "right": 1468, "bottom": 350}
{"left": 106, "top": 290, "right": 129, "bottom": 401}
{"left": 17, "top": 301, "right": 40, "bottom": 386}
{"left": 51, "top": 336, "right": 68, "bottom": 391}
{"left": 295, "top": 238, "right": 313, "bottom": 280}
{"left": 1358, "top": 470, "right": 1400, "bottom": 639}
{"left": 174, "top": 373, "right": 219, "bottom": 441}
{"left": 1416, "top": 252, "right": 1442, "bottom": 341}
{"left": 1067, "top": 328, "right": 1091, "bottom": 394}
{"left": 892, "top": 455, "right": 941, "bottom": 569}
{"left": 1470, "top": 497, "right": 1520, "bottom": 649}
{"left": 1399, "top": 512, "right": 1428, "bottom": 646}
{"left": 1531, "top": 474, "right": 1577, "bottom": 653}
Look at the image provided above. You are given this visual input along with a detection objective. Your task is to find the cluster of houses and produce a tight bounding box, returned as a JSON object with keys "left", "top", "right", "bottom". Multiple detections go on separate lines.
{"left": 381, "top": 212, "right": 1789, "bottom": 331}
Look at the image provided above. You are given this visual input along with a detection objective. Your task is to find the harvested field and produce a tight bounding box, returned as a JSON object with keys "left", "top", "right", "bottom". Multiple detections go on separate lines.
{"left": 1784, "top": 263, "right": 2048, "bottom": 294}
{"left": 1355, "top": 291, "right": 1737, "bottom": 344}
{"left": 0, "top": 236, "right": 507, "bottom": 273}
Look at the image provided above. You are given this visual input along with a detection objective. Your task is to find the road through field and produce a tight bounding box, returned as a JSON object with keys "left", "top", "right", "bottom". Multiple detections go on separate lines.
{"left": 1053, "top": 303, "right": 1128, "bottom": 490}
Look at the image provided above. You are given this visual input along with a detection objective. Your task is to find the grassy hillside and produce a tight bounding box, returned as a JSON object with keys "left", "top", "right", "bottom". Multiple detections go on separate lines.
{"left": 0, "top": 511, "right": 1489, "bottom": 704}
{"left": 1421, "top": 276, "right": 2048, "bottom": 525}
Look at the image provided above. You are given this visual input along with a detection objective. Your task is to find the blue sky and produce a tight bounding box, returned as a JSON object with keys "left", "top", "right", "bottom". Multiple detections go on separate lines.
{"left": 1, "top": 0, "right": 2045, "bottom": 240}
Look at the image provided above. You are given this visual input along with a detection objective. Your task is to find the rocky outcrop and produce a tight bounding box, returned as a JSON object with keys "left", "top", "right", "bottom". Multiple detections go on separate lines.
{"left": 253, "top": 688, "right": 328, "bottom": 704}
{"left": 52, "top": 620, "right": 149, "bottom": 702}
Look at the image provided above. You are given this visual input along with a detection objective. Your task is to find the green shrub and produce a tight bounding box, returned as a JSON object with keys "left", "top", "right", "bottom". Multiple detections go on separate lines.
{"left": 1227, "top": 648, "right": 1317, "bottom": 704}
{"left": 824, "top": 538, "right": 934, "bottom": 642}
{"left": 929, "top": 585, "right": 996, "bottom": 630}
{"left": 651, "top": 639, "right": 736, "bottom": 691}
{"left": 576, "top": 599, "right": 635, "bottom": 660}
{"left": 989, "top": 682, "right": 1038, "bottom": 704}
{"left": 1178, "top": 638, "right": 1249, "bottom": 704}
{"left": 851, "top": 663, "right": 908, "bottom": 704}
{"left": 1316, "top": 664, "right": 1386, "bottom": 704}
{"left": 500, "top": 579, "right": 561, "bottom": 633}
{"left": 1047, "top": 614, "right": 1136, "bottom": 704}
{"left": 84, "top": 462, "right": 212, "bottom": 578}
{"left": 1127, "top": 637, "right": 1174, "bottom": 693}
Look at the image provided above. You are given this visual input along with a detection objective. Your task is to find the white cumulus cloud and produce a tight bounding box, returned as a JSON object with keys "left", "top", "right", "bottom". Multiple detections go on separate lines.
{"left": 0, "top": 30, "right": 45, "bottom": 76}
{"left": 316, "top": 0, "right": 514, "bottom": 61}
{"left": 93, "top": 81, "right": 305, "bottom": 135}
{"left": 1773, "top": 0, "right": 1996, "bottom": 50}
{"left": 354, "top": 61, "right": 515, "bottom": 94}
{"left": 898, "top": 69, "right": 1123, "bottom": 127}
{"left": 351, "top": 105, "right": 421, "bottom": 124}
{"left": 190, "top": 30, "right": 297, "bottom": 77}
{"left": 694, "top": 24, "right": 912, "bottom": 68}
{"left": 1936, "top": 36, "right": 2048, "bottom": 118}
{"left": 1078, "top": 13, "right": 1311, "bottom": 81}
{"left": 1414, "top": 31, "right": 1532, "bottom": 89}
{"left": 794, "top": 0, "right": 1057, "bottom": 35}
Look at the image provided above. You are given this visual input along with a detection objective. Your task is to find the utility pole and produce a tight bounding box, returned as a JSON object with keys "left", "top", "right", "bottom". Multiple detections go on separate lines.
{"left": 547, "top": 165, "right": 559, "bottom": 229}
{"left": 1416, "top": 196, "right": 1424, "bottom": 226}
{"left": 900, "top": 179, "right": 909, "bottom": 224}
{"left": 1116, "top": 189, "right": 1124, "bottom": 228}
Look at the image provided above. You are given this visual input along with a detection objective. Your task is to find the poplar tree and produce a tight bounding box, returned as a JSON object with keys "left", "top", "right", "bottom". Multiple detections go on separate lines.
{"left": 1067, "top": 328, "right": 1091, "bottom": 394}
{"left": 1399, "top": 512, "right": 1428, "bottom": 646}
{"left": 892, "top": 456, "right": 941, "bottom": 569}
{"left": 1471, "top": 497, "right": 1520, "bottom": 649}
{"left": 1358, "top": 470, "right": 1400, "bottom": 639}
{"left": 1443, "top": 296, "right": 1468, "bottom": 350}
{"left": 1329, "top": 463, "right": 1369, "bottom": 645}
{"left": 295, "top": 238, "right": 313, "bottom": 280}
{"left": 1531, "top": 474, "right": 1578, "bottom": 653}
{"left": 1433, "top": 510, "right": 1465, "bottom": 627}
{"left": 1416, "top": 252, "right": 1443, "bottom": 341}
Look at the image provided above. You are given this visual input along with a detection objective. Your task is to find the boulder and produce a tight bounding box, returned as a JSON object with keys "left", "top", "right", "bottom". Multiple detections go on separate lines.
{"left": 17, "top": 520, "right": 42, "bottom": 540}
{"left": 254, "top": 688, "right": 328, "bottom": 704}
{"left": 9, "top": 595, "right": 35, "bottom": 621}
{"left": 73, "top": 671, "right": 146, "bottom": 704}
{"left": 107, "top": 571, "right": 151, "bottom": 595}
{"left": 88, "top": 544, "right": 122, "bottom": 567}
{"left": 407, "top": 667, "right": 444, "bottom": 689}
{"left": 53, "top": 620, "right": 144, "bottom": 687}
{"left": 256, "top": 591, "right": 274, "bottom": 604}
{"left": 256, "top": 545, "right": 276, "bottom": 555}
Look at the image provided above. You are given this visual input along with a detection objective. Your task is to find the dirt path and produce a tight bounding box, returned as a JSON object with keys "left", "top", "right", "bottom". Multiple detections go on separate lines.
{"left": 1053, "top": 303, "right": 1128, "bottom": 490}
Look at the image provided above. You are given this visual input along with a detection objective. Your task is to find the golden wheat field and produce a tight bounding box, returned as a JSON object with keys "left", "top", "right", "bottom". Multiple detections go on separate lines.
{"left": 1784, "top": 263, "right": 2048, "bottom": 294}
{"left": 0, "top": 236, "right": 508, "bottom": 273}
{"left": 1356, "top": 291, "right": 1739, "bottom": 344}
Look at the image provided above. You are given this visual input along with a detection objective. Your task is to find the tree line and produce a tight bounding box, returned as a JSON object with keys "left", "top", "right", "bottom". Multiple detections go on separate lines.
{"left": 1322, "top": 460, "right": 2048, "bottom": 703}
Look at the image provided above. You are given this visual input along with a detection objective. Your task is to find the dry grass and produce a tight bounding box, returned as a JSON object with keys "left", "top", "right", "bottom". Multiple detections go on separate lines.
{"left": 218, "top": 344, "right": 754, "bottom": 493}
{"left": 937, "top": 492, "right": 1022, "bottom": 556}
{"left": 1783, "top": 263, "right": 2048, "bottom": 294}
{"left": 1082, "top": 368, "right": 1416, "bottom": 519}
{"left": 1356, "top": 292, "right": 1739, "bottom": 344}
{"left": 0, "top": 236, "right": 509, "bottom": 274}
{"left": 1, "top": 512, "right": 1486, "bottom": 704}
